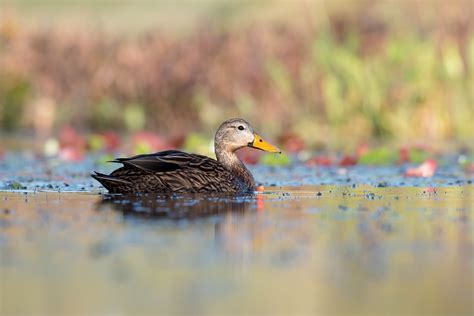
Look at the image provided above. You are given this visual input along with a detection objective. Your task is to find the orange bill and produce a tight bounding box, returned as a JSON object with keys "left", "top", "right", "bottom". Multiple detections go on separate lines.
{"left": 248, "top": 133, "right": 281, "bottom": 153}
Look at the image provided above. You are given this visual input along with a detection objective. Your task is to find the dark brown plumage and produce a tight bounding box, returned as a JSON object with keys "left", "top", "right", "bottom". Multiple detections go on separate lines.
{"left": 92, "top": 118, "right": 280, "bottom": 193}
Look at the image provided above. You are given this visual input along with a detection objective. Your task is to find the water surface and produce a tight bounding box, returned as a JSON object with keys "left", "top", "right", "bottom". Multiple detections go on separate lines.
{"left": 1, "top": 185, "right": 473, "bottom": 315}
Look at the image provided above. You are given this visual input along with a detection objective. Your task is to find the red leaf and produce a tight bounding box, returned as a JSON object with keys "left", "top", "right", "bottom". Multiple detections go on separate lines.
{"left": 338, "top": 155, "right": 358, "bottom": 166}
{"left": 405, "top": 159, "right": 437, "bottom": 177}
{"left": 278, "top": 132, "right": 305, "bottom": 153}
{"left": 399, "top": 147, "right": 410, "bottom": 164}
{"left": 59, "top": 147, "right": 84, "bottom": 162}
{"left": 306, "top": 156, "right": 333, "bottom": 166}
{"left": 101, "top": 131, "right": 121, "bottom": 152}
{"left": 59, "top": 126, "right": 85, "bottom": 150}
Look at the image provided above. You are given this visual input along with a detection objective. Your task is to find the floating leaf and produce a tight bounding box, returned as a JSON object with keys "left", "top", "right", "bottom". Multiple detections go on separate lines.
{"left": 339, "top": 155, "right": 358, "bottom": 166}
{"left": 9, "top": 181, "right": 25, "bottom": 190}
{"left": 405, "top": 159, "right": 437, "bottom": 177}
{"left": 359, "top": 148, "right": 398, "bottom": 165}
{"left": 59, "top": 147, "right": 84, "bottom": 162}
{"left": 260, "top": 153, "right": 291, "bottom": 166}
{"left": 408, "top": 148, "right": 428, "bottom": 164}
{"left": 306, "top": 156, "right": 333, "bottom": 166}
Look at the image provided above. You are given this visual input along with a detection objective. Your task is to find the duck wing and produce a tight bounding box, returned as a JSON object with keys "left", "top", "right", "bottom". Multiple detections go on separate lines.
{"left": 111, "top": 150, "right": 186, "bottom": 173}
{"left": 92, "top": 150, "right": 238, "bottom": 193}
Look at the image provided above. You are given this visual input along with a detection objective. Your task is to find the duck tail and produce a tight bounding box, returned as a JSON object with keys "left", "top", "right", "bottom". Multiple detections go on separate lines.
{"left": 91, "top": 171, "right": 131, "bottom": 192}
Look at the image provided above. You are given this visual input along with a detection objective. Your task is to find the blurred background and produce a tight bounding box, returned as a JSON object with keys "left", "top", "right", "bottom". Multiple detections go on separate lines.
{"left": 1, "top": 0, "right": 473, "bottom": 156}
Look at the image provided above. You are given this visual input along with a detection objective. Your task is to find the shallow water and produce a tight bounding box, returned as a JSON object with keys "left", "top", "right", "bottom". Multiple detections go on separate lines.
{"left": 1, "top": 151, "right": 473, "bottom": 314}
{"left": 0, "top": 151, "right": 472, "bottom": 192}
{"left": 1, "top": 184, "right": 473, "bottom": 315}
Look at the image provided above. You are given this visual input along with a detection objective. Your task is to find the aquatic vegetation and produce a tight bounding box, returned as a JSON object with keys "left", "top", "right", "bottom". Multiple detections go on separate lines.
{"left": 358, "top": 148, "right": 399, "bottom": 166}
{"left": 0, "top": 1, "right": 473, "bottom": 148}
{"left": 405, "top": 159, "right": 438, "bottom": 178}
{"left": 7, "top": 180, "right": 25, "bottom": 190}
{"left": 259, "top": 152, "right": 291, "bottom": 166}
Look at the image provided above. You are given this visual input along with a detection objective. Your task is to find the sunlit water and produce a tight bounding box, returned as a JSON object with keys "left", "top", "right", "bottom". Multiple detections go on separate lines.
{"left": 1, "top": 184, "right": 473, "bottom": 315}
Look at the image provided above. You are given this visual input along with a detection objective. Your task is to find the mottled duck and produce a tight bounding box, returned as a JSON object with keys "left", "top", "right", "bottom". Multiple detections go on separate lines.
{"left": 92, "top": 118, "right": 281, "bottom": 193}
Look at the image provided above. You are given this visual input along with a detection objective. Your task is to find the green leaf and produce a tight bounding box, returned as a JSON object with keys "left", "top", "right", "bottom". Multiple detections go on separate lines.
{"left": 10, "top": 181, "right": 26, "bottom": 190}
{"left": 409, "top": 149, "right": 428, "bottom": 163}
{"left": 259, "top": 153, "right": 291, "bottom": 166}
{"left": 359, "top": 148, "right": 398, "bottom": 165}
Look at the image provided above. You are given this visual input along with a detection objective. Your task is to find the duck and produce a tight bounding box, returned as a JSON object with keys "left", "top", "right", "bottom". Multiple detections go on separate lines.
{"left": 92, "top": 118, "right": 281, "bottom": 193}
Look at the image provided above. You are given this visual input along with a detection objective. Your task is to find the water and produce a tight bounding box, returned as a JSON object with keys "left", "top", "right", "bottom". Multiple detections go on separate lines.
{"left": 1, "top": 185, "right": 473, "bottom": 315}
{"left": 0, "top": 152, "right": 473, "bottom": 314}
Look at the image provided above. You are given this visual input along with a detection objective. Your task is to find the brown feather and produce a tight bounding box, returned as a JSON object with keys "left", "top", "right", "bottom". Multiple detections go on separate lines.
{"left": 92, "top": 119, "right": 264, "bottom": 194}
{"left": 93, "top": 151, "right": 254, "bottom": 193}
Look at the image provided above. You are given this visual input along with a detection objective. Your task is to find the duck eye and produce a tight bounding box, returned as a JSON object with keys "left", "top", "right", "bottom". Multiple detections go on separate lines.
{"left": 238, "top": 125, "right": 245, "bottom": 131}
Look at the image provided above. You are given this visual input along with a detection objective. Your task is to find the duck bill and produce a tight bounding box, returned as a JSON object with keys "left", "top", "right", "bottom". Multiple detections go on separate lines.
{"left": 248, "top": 133, "right": 281, "bottom": 153}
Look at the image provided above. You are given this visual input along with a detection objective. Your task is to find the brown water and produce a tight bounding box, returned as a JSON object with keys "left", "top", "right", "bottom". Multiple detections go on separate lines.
{"left": 1, "top": 185, "right": 473, "bottom": 315}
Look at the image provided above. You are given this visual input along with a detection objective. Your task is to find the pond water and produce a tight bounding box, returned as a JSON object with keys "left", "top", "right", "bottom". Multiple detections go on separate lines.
{"left": 1, "top": 153, "right": 473, "bottom": 315}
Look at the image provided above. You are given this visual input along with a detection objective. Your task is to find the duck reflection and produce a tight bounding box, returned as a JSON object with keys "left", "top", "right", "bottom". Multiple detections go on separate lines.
{"left": 97, "top": 193, "right": 254, "bottom": 220}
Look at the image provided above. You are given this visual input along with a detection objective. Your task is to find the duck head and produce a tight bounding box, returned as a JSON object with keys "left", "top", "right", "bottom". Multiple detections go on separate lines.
{"left": 214, "top": 118, "right": 281, "bottom": 155}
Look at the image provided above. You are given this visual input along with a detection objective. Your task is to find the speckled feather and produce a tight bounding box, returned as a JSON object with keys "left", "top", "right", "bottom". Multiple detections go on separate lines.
{"left": 92, "top": 150, "right": 254, "bottom": 193}
{"left": 91, "top": 118, "right": 279, "bottom": 194}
